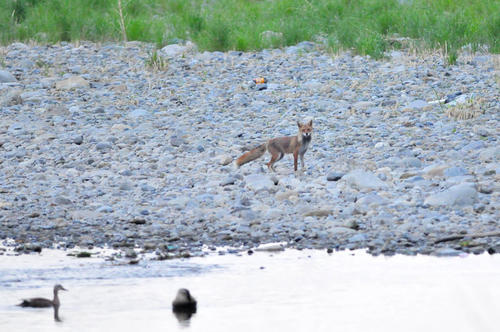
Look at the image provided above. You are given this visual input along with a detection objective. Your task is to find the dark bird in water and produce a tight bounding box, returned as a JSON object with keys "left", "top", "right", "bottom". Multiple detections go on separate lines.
{"left": 172, "top": 288, "right": 197, "bottom": 322}
{"left": 18, "top": 284, "right": 68, "bottom": 321}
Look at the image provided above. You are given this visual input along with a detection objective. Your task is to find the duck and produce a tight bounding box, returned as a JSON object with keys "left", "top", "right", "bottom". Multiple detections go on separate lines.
{"left": 18, "top": 284, "right": 67, "bottom": 308}
{"left": 18, "top": 284, "right": 67, "bottom": 321}
{"left": 172, "top": 288, "right": 197, "bottom": 313}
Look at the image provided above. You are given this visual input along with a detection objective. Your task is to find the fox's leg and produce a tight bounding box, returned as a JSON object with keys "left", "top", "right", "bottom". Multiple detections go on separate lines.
{"left": 267, "top": 144, "right": 284, "bottom": 172}
{"left": 267, "top": 153, "right": 279, "bottom": 172}
{"left": 268, "top": 152, "right": 284, "bottom": 172}
{"left": 300, "top": 153, "right": 305, "bottom": 170}
{"left": 293, "top": 150, "right": 299, "bottom": 171}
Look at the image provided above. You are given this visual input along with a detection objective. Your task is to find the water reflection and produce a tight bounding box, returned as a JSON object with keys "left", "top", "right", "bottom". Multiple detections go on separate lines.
{"left": 54, "top": 305, "right": 62, "bottom": 322}
{"left": 173, "top": 307, "right": 197, "bottom": 327}
{"left": 172, "top": 288, "right": 197, "bottom": 326}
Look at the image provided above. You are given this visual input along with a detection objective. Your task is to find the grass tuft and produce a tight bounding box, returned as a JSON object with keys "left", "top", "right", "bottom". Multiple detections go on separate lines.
{"left": 145, "top": 49, "right": 168, "bottom": 71}
{"left": 446, "top": 96, "right": 486, "bottom": 120}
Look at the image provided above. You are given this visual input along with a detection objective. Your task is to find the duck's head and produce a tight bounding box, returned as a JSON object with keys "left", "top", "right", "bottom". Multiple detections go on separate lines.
{"left": 175, "top": 288, "right": 195, "bottom": 304}
{"left": 54, "top": 284, "right": 68, "bottom": 292}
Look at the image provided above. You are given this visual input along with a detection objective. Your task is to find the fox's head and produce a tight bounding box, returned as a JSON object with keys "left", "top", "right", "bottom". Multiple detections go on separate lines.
{"left": 297, "top": 120, "right": 313, "bottom": 140}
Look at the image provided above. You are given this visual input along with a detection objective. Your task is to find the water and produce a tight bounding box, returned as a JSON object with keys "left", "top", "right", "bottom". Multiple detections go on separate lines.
{"left": 1, "top": 248, "right": 499, "bottom": 332}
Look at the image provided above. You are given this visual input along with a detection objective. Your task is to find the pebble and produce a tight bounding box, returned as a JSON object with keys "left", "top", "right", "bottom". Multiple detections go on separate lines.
{"left": 433, "top": 248, "right": 464, "bottom": 257}
{"left": 0, "top": 70, "right": 17, "bottom": 83}
{"left": 326, "top": 172, "right": 344, "bottom": 181}
{"left": 55, "top": 76, "right": 89, "bottom": 90}
{"left": 0, "top": 41, "right": 498, "bottom": 257}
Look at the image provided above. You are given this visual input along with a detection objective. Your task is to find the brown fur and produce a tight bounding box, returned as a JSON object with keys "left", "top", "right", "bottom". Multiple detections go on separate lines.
{"left": 236, "top": 120, "right": 313, "bottom": 172}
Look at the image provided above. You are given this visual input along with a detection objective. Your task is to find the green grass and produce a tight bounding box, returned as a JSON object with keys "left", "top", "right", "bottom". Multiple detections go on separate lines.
{"left": 1, "top": 0, "right": 498, "bottom": 59}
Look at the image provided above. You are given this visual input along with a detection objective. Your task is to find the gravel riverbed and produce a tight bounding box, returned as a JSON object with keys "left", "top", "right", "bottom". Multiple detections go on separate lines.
{"left": 1, "top": 41, "right": 499, "bottom": 258}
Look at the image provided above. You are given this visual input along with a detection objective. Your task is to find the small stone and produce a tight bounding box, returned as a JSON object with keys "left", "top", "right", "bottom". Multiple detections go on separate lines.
{"left": 473, "top": 126, "right": 491, "bottom": 137}
{"left": 401, "top": 157, "right": 422, "bottom": 168}
{"left": 348, "top": 233, "right": 368, "bottom": 243}
{"left": 1, "top": 89, "right": 23, "bottom": 106}
{"left": 54, "top": 197, "right": 72, "bottom": 205}
{"left": 479, "top": 147, "right": 499, "bottom": 162}
{"left": 462, "top": 141, "right": 485, "bottom": 152}
{"left": 256, "top": 83, "right": 267, "bottom": 91}
{"left": 170, "top": 136, "right": 185, "bottom": 147}
{"left": 96, "top": 142, "right": 112, "bottom": 150}
{"left": 125, "top": 249, "right": 137, "bottom": 258}
{"left": 98, "top": 205, "right": 114, "bottom": 213}
{"left": 55, "top": 76, "right": 89, "bottom": 90}
{"left": 16, "top": 243, "right": 42, "bottom": 253}
{"left": 444, "top": 92, "right": 462, "bottom": 104}
{"left": 327, "top": 172, "right": 344, "bottom": 181}
{"left": 254, "top": 243, "right": 285, "bottom": 252}
{"left": 73, "top": 135, "right": 83, "bottom": 145}
{"left": 220, "top": 176, "right": 236, "bottom": 186}
{"left": 119, "top": 182, "right": 133, "bottom": 191}
{"left": 473, "top": 204, "right": 485, "bottom": 213}
{"left": 478, "top": 184, "right": 493, "bottom": 194}
{"left": 216, "top": 155, "right": 233, "bottom": 166}
{"left": 0, "top": 70, "right": 17, "bottom": 82}
{"left": 444, "top": 167, "right": 468, "bottom": 177}
{"left": 424, "top": 164, "right": 449, "bottom": 178}
{"left": 433, "top": 248, "right": 464, "bottom": 257}
{"left": 130, "top": 218, "right": 146, "bottom": 225}
{"left": 404, "top": 99, "right": 428, "bottom": 110}
{"left": 303, "top": 209, "right": 333, "bottom": 217}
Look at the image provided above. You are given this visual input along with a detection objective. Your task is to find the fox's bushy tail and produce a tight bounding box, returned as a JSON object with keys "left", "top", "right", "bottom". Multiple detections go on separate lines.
{"left": 235, "top": 143, "right": 267, "bottom": 167}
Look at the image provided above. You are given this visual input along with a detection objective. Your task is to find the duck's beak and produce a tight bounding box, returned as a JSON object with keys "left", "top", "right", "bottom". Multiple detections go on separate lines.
{"left": 61, "top": 287, "right": 68, "bottom": 291}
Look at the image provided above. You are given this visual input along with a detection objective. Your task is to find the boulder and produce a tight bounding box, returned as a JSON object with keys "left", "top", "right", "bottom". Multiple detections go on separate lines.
{"left": 424, "top": 183, "right": 478, "bottom": 207}
{"left": 342, "top": 169, "right": 388, "bottom": 191}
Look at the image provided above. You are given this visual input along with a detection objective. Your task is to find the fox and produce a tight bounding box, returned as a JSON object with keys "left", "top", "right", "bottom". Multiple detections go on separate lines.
{"left": 235, "top": 120, "right": 313, "bottom": 172}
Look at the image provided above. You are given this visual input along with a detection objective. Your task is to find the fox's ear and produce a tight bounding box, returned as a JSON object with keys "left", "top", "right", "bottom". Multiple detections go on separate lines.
{"left": 297, "top": 121, "right": 302, "bottom": 127}
{"left": 308, "top": 120, "right": 313, "bottom": 126}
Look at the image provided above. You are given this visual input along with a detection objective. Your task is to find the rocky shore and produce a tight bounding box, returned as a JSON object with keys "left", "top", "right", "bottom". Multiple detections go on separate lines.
{"left": 1, "top": 41, "right": 499, "bottom": 258}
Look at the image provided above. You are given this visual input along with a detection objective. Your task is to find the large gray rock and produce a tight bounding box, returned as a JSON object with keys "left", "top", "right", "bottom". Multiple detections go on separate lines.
{"left": 424, "top": 164, "right": 450, "bottom": 178}
{"left": 1, "top": 88, "right": 22, "bottom": 106}
{"left": 245, "top": 174, "right": 275, "bottom": 192}
{"left": 444, "top": 166, "right": 468, "bottom": 177}
{"left": 342, "top": 169, "right": 388, "bottom": 191}
{"left": 0, "top": 70, "right": 16, "bottom": 83}
{"left": 355, "top": 193, "right": 388, "bottom": 213}
{"left": 127, "top": 108, "right": 150, "bottom": 118}
{"left": 160, "top": 42, "right": 196, "bottom": 58}
{"left": 404, "top": 99, "right": 428, "bottom": 110}
{"left": 479, "top": 147, "right": 499, "bottom": 162}
{"left": 424, "top": 183, "right": 478, "bottom": 207}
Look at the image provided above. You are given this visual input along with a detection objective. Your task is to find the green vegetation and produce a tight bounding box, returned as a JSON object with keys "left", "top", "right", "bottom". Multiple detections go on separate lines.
{"left": 1, "top": 0, "right": 498, "bottom": 59}
{"left": 145, "top": 49, "right": 169, "bottom": 70}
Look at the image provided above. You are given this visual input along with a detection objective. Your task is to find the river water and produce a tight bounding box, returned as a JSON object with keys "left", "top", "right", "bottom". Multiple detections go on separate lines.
{"left": 1, "top": 247, "right": 499, "bottom": 332}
